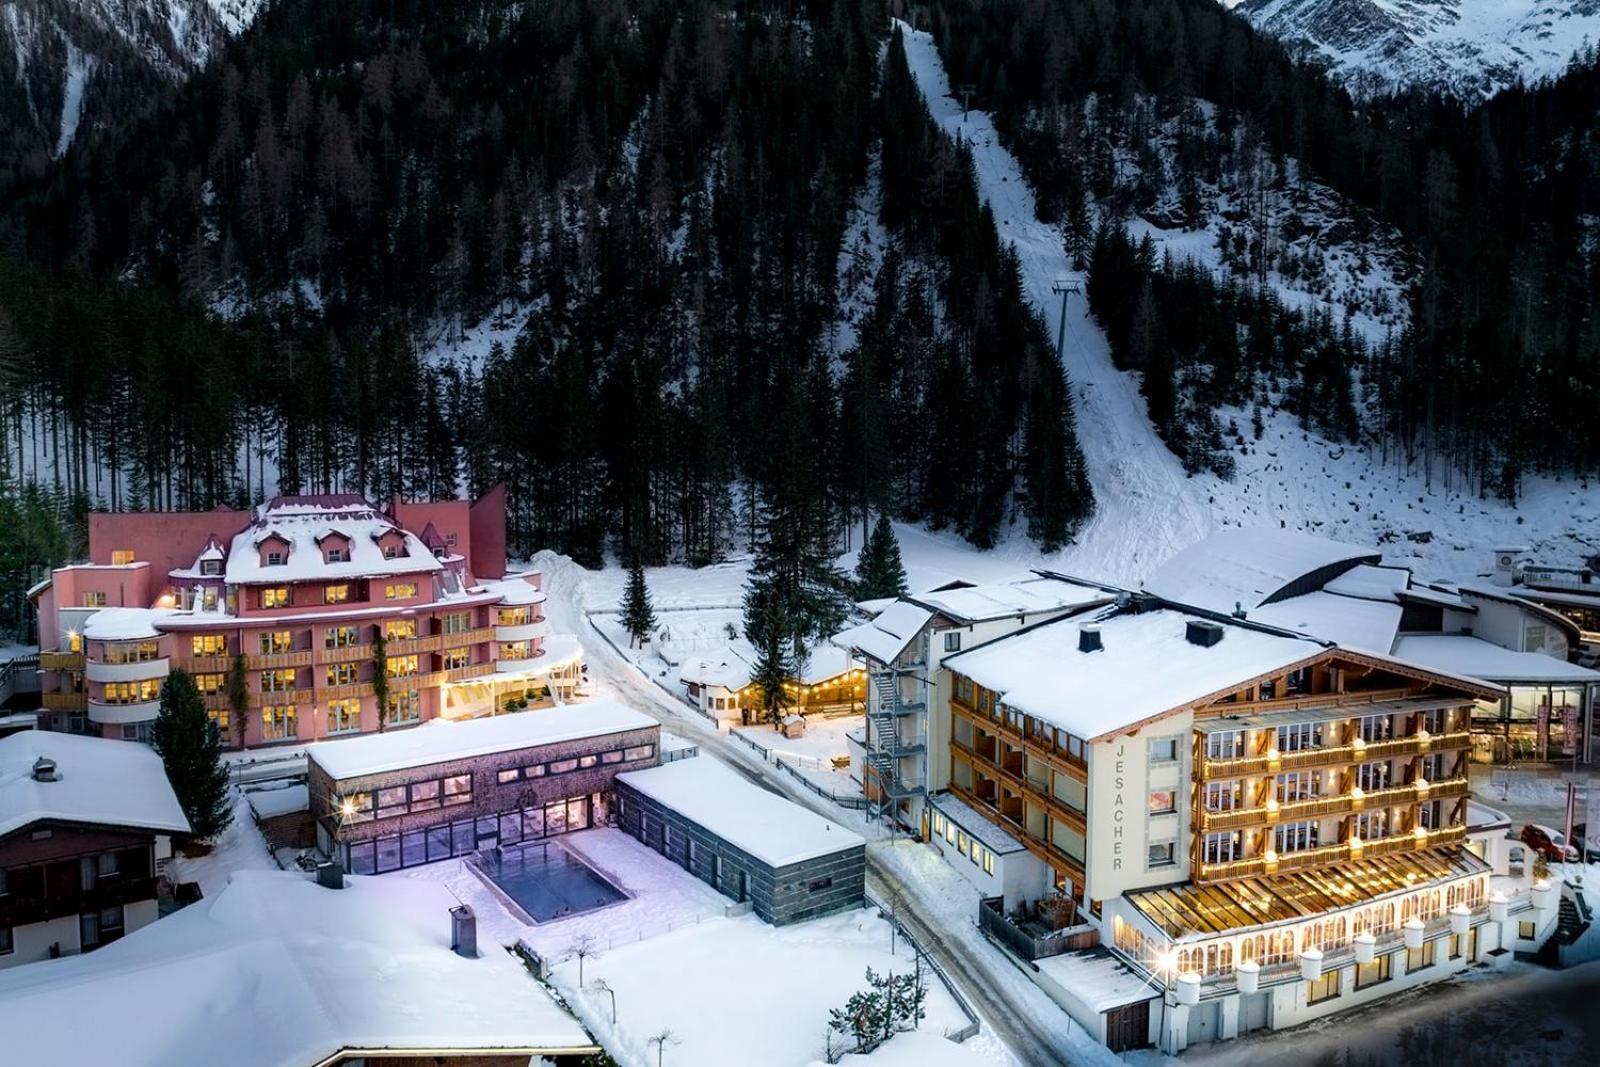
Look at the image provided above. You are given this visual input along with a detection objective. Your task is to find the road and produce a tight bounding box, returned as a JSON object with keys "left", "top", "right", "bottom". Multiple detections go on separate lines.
{"left": 536, "top": 553, "right": 1081, "bottom": 1067}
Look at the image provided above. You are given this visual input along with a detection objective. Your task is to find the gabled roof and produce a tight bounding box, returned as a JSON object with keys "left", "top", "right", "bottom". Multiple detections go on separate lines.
{"left": 0, "top": 871, "right": 594, "bottom": 1065}
{"left": 227, "top": 500, "right": 443, "bottom": 585}
{"left": 1392, "top": 635, "right": 1600, "bottom": 684}
{"left": 0, "top": 732, "right": 189, "bottom": 839}
{"left": 1144, "top": 529, "right": 1380, "bottom": 616}
{"left": 832, "top": 600, "right": 934, "bottom": 664}
{"left": 417, "top": 521, "right": 448, "bottom": 551}
{"left": 1249, "top": 591, "right": 1402, "bottom": 653}
{"left": 912, "top": 574, "right": 1113, "bottom": 624}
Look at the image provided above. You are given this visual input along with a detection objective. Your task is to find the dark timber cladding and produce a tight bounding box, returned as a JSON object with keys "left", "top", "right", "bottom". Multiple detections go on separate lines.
{"left": 614, "top": 759, "right": 867, "bottom": 926}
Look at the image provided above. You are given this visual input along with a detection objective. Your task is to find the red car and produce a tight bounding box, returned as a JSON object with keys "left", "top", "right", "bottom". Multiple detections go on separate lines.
{"left": 1520, "top": 823, "right": 1578, "bottom": 863}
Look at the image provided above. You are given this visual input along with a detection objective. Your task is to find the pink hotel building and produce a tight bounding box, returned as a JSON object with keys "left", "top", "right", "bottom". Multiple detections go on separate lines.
{"left": 29, "top": 489, "right": 581, "bottom": 748}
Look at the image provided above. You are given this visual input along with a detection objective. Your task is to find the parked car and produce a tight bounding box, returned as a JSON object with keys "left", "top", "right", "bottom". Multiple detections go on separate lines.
{"left": 1521, "top": 823, "right": 1580, "bottom": 863}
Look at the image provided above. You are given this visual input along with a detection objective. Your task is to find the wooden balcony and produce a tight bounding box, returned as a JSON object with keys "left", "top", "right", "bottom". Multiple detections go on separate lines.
{"left": 439, "top": 625, "right": 495, "bottom": 647}
{"left": 1197, "top": 776, "right": 1473, "bottom": 832}
{"left": 41, "top": 690, "right": 86, "bottom": 710}
{"left": 1199, "top": 731, "right": 1473, "bottom": 780}
{"left": 1195, "top": 824, "right": 1468, "bottom": 883}
{"left": 176, "top": 654, "right": 232, "bottom": 674}
{"left": 953, "top": 738, "right": 1087, "bottom": 834}
{"left": 316, "top": 643, "right": 373, "bottom": 666}
{"left": 39, "top": 651, "right": 84, "bottom": 671}
{"left": 442, "top": 662, "right": 495, "bottom": 683}
{"left": 386, "top": 633, "right": 443, "bottom": 656}
{"left": 248, "top": 649, "right": 314, "bottom": 670}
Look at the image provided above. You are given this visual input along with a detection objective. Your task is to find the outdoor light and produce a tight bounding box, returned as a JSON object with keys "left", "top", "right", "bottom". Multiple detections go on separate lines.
{"left": 1415, "top": 777, "right": 1431, "bottom": 794}
{"left": 340, "top": 798, "right": 356, "bottom": 817}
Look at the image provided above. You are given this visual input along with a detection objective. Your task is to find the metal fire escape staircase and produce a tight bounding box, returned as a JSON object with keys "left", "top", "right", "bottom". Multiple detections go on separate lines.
{"left": 866, "top": 669, "right": 925, "bottom": 822}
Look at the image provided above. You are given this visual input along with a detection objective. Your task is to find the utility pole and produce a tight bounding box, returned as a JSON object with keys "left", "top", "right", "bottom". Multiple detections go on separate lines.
{"left": 1051, "top": 275, "right": 1083, "bottom": 364}
{"left": 958, "top": 84, "right": 976, "bottom": 119}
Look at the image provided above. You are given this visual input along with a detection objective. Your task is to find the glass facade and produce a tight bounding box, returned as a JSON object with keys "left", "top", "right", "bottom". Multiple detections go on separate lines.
{"left": 343, "top": 794, "right": 598, "bottom": 874}
{"left": 1470, "top": 683, "right": 1595, "bottom": 764}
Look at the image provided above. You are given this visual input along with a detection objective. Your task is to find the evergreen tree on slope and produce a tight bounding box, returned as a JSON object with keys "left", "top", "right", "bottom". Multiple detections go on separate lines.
{"left": 855, "top": 513, "right": 909, "bottom": 601}
{"left": 151, "top": 668, "right": 233, "bottom": 841}
{"left": 621, "top": 559, "right": 657, "bottom": 649}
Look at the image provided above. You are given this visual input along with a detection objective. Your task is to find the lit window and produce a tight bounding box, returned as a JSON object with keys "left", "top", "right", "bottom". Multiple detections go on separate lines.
{"left": 261, "top": 704, "right": 296, "bottom": 740}
{"left": 1203, "top": 831, "right": 1241, "bottom": 864}
{"left": 82, "top": 591, "right": 107, "bottom": 607}
{"left": 386, "top": 691, "right": 421, "bottom": 723}
{"left": 442, "top": 648, "right": 470, "bottom": 670}
{"left": 1355, "top": 955, "right": 1391, "bottom": 989}
{"left": 443, "top": 775, "right": 472, "bottom": 805}
{"left": 1274, "top": 821, "right": 1320, "bottom": 853}
{"left": 326, "top": 663, "right": 358, "bottom": 687}
{"left": 385, "top": 655, "right": 419, "bottom": 679}
{"left": 1405, "top": 941, "right": 1436, "bottom": 972}
{"left": 982, "top": 851, "right": 994, "bottom": 875}
{"left": 110, "top": 550, "right": 135, "bottom": 566}
{"left": 191, "top": 634, "right": 227, "bottom": 657}
{"left": 324, "top": 625, "right": 361, "bottom": 649}
{"left": 1203, "top": 781, "right": 1238, "bottom": 811}
{"left": 383, "top": 619, "right": 417, "bottom": 641}
{"left": 623, "top": 745, "right": 655, "bottom": 762}
{"left": 193, "top": 673, "right": 225, "bottom": 696}
{"left": 324, "top": 584, "right": 350, "bottom": 605}
{"left": 260, "top": 669, "right": 296, "bottom": 693}
{"left": 326, "top": 699, "right": 360, "bottom": 733}
{"left": 549, "top": 758, "right": 579, "bottom": 775}
{"left": 579, "top": 754, "right": 600, "bottom": 769}
{"left": 1148, "top": 790, "right": 1177, "bottom": 815}
{"left": 261, "top": 587, "right": 291, "bottom": 609}
{"left": 1306, "top": 969, "right": 1340, "bottom": 1004}
{"left": 498, "top": 768, "right": 521, "bottom": 784}
{"left": 386, "top": 583, "right": 419, "bottom": 600}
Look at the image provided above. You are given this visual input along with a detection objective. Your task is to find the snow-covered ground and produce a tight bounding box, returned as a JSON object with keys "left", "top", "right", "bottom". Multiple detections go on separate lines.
{"left": 165, "top": 792, "right": 278, "bottom": 898}
{"left": 894, "top": 20, "right": 1600, "bottom": 589}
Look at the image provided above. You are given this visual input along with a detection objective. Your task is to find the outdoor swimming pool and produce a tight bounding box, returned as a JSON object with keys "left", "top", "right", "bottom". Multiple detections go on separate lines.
{"left": 476, "top": 840, "right": 628, "bottom": 923}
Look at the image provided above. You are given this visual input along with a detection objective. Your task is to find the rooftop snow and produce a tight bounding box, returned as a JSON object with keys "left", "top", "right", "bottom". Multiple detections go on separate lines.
{"left": 1034, "top": 949, "right": 1159, "bottom": 1013}
{"left": 617, "top": 757, "right": 864, "bottom": 867}
{"left": 1143, "top": 528, "right": 1379, "bottom": 615}
{"left": 928, "top": 791, "right": 1027, "bottom": 855}
{"left": 797, "top": 644, "right": 855, "bottom": 685}
{"left": 1249, "top": 591, "right": 1402, "bottom": 653}
{"left": 226, "top": 502, "right": 443, "bottom": 585}
{"left": 80, "top": 607, "right": 177, "bottom": 641}
{"left": 244, "top": 783, "right": 309, "bottom": 819}
{"left": 947, "top": 610, "right": 1324, "bottom": 741}
{"left": 1392, "top": 635, "right": 1600, "bottom": 685}
{"left": 0, "top": 870, "right": 593, "bottom": 1065}
{"left": 679, "top": 654, "right": 752, "bottom": 693}
{"left": 832, "top": 600, "right": 934, "bottom": 664}
{"left": 0, "top": 732, "right": 189, "bottom": 838}
{"left": 480, "top": 575, "right": 546, "bottom": 605}
{"left": 1322, "top": 564, "right": 1411, "bottom": 602}
{"left": 913, "top": 575, "right": 1112, "bottom": 623}
{"left": 309, "top": 702, "right": 655, "bottom": 780}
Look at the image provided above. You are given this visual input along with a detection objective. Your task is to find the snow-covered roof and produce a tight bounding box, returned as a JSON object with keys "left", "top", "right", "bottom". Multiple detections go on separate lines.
{"left": 0, "top": 870, "right": 594, "bottom": 1064}
{"left": 309, "top": 702, "right": 655, "bottom": 780}
{"left": 797, "top": 644, "right": 856, "bottom": 685}
{"left": 1402, "top": 584, "right": 1474, "bottom": 611}
{"left": 80, "top": 606, "right": 177, "bottom": 641}
{"left": 617, "top": 757, "right": 864, "bottom": 867}
{"left": 913, "top": 574, "right": 1112, "bottom": 623}
{"left": 226, "top": 499, "right": 443, "bottom": 585}
{"left": 1507, "top": 585, "right": 1600, "bottom": 610}
{"left": 1392, "top": 635, "right": 1600, "bottom": 685}
{"left": 0, "top": 732, "right": 189, "bottom": 839}
{"left": 928, "top": 791, "right": 1027, "bottom": 855}
{"left": 1249, "top": 591, "right": 1402, "bottom": 653}
{"left": 244, "top": 783, "right": 309, "bottom": 820}
{"left": 1322, "top": 564, "right": 1411, "bottom": 602}
{"left": 947, "top": 610, "right": 1325, "bottom": 741}
{"left": 480, "top": 575, "right": 547, "bottom": 606}
{"left": 1143, "top": 529, "right": 1380, "bottom": 615}
{"left": 832, "top": 600, "right": 934, "bottom": 664}
{"left": 679, "top": 654, "right": 752, "bottom": 693}
{"left": 1034, "top": 950, "right": 1159, "bottom": 1012}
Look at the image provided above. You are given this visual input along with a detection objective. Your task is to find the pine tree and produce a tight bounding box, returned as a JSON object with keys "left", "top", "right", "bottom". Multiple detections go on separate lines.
{"left": 227, "top": 652, "right": 250, "bottom": 750}
{"left": 621, "top": 560, "right": 657, "bottom": 648}
{"left": 745, "top": 589, "right": 796, "bottom": 728}
{"left": 855, "top": 514, "right": 909, "bottom": 601}
{"left": 150, "top": 669, "right": 233, "bottom": 841}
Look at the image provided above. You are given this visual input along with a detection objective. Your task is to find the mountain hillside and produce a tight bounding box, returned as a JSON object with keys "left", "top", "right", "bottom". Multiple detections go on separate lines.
{"left": 0, "top": 0, "right": 262, "bottom": 171}
{"left": 1224, "top": 0, "right": 1600, "bottom": 97}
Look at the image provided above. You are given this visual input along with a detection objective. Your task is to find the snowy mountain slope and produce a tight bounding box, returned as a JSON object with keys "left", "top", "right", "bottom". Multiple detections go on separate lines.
{"left": 0, "top": 0, "right": 263, "bottom": 162}
{"left": 895, "top": 21, "right": 1600, "bottom": 586}
{"left": 1225, "top": 0, "right": 1600, "bottom": 97}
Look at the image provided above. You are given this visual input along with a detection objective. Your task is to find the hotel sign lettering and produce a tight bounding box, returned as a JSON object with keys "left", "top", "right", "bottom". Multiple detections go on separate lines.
{"left": 1112, "top": 741, "right": 1126, "bottom": 871}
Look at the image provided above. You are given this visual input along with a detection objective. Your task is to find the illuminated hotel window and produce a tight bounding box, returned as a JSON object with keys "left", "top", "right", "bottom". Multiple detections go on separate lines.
{"left": 325, "top": 625, "right": 361, "bottom": 649}
{"left": 111, "top": 550, "right": 135, "bottom": 566}
{"left": 1148, "top": 790, "right": 1177, "bottom": 815}
{"left": 82, "top": 592, "right": 107, "bottom": 607}
{"left": 388, "top": 691, "right": 421, "bottom": 723}
{"left": 1406, "top": 941, "right": 1435, "bottom": 971}
{"left": 261, "top": 704, "right": 296, "bottom": 740}
{"left": 194, "top": 673, "right": 225, "bottom": 696}
{"left": 385, "top": 655, "right": 419, "bottom": 679}
{"left": 326, "top": 663, "right": 358, "bottom": 687}
{"left": 261, "top": 587, "right": 291, "bottom": 609}
{"left": 259, "top": 630, "right": 293, "bottom": 654}
{"left": 386, "top": 582, "right": 419, "bottom": 600}
{"left": 1205, "top": 730, "right": 1244, "bottom": 760}
{"left": 1306, "top": 970, "right": 1340, "bottom": 1004}
{"left": 324, "top": 584, "right": 350, "bottom": 605}
{"left": 384, "top": 619, "right": 417, "bottom": 641}
{"left": 327, "top": 699, "right": 361, "bottom": 734}
{"left": 192, "top": 634, "right": 227, "bottom": 657}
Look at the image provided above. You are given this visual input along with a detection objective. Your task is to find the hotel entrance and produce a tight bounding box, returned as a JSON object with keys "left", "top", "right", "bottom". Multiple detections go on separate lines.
{"left": 1470, "top": 683, "right": 1597, "bottom": 766}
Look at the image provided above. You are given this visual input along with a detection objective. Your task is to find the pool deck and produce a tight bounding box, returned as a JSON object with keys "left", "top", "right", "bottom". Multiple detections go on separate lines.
{"left": 467, "top": 839, "right": 632, "bottom": 925}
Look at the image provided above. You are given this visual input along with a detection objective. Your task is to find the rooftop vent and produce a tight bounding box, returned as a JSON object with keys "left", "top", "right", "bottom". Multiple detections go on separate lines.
{"left": 1078, "top": 624, "right": 1103, "bottom": 654}
{"left": 1186, "top": 620, "right": 1224, "bottom": 648}
{"left": 451, "top": 904, "right": 478, "bottom": 958}
{"left": 31, "top": 757, "right": 58, "bottom": 783}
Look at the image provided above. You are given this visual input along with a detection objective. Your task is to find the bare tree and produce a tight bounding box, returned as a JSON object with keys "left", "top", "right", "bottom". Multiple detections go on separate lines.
{"left": 591, "top": 977, "right": 617, "bottom": 1024}
{"left": 567, "top": 934, "right": 598, "bottom": 987}
{"left": 647, "top": 1027, "right": 680, "bottom": 1067}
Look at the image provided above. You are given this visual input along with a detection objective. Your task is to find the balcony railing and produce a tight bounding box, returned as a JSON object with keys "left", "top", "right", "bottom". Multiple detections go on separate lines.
{"left": 247, "top": 649, "right": 314, "bottom": 670}
{"left": 39, "top": 651, "right": 84, "bottom": 671}
{"left": 0, "top": 877, "right": 159, "bottom": 929}
{"left": 176, "top": 654, "right": 232, "bottom": 674}
{"left": 1195, "top": 824, "right": 1468, "bottom": 882}
{"left": 41, "top": 690, "right": 87, "bottom": 710}
{"left": 1198, "top": 776, "right": 1472, "bottom": 832}
{"left": 1200, "top": 731, "right": 1472, "bottom": 780}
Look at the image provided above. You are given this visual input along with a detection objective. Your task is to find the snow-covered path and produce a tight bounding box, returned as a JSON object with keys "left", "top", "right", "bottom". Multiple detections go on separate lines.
{"left": 896, "top": 21, "right": 1213, "bottom": 585}
{"left": 892, "top": 20, "right": 1600, "bottom": 587}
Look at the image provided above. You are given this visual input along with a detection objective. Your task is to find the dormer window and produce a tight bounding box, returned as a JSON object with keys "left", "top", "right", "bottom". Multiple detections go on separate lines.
{"left": 201, "top": 559, "right": 222, "bottom": 576}
{"left": 383, "top": 543, "right": 403, "bottom": 560}
{"left": 327, "top": 547, "right": 349, "bottom": 562}
{"left": 267, "top": 551, "right": 286, "bottom": 566}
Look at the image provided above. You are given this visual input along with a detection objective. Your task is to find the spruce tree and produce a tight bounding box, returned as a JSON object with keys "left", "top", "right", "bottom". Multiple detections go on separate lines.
{"left": 856, "top": 514, "right": 909, "bottom": 601}
{"left": 372, "top": 631, "right": 390, "bottom": 731}
{"left": 150, "top": 669, "right": 233, "bottom": 841}
{"left": 745, "top": 590, "right": 796, "bottom": 728}
{"left": 227, "top": 652, "right": 250, "bottom": 750}
{"left": 621, "top": 560, "right": 657, "bottom": 648}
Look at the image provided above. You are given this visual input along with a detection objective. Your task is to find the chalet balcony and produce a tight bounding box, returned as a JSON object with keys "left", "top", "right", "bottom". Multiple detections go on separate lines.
{"left": 248, "top": 649, "right": 314, "bottom": 671}
{"left": 41, "top": 691, "right": 86, "bottom": 710}
{"left": 315, "top": 643, "right": 373, "bottom": 666}
{"left": 1195, "top": 824, "right": 1467, "bottom": 883}
{"left": 40, "top": 651, "right": 84, "bottom": 671}
{"left": 1197, "top": 776, "right": 1472, "bottom": 832}
{"left": 0, "top": 877, "right": 159, "bottom": 930}
{"left": 385, "top": 633, "right": 443, "bottom": 657}
{"left": 177, "top": 654, "right": 233, "bottom": 673}
{"left": 1199, "top": 731, "right": 1472, "bottom": 779}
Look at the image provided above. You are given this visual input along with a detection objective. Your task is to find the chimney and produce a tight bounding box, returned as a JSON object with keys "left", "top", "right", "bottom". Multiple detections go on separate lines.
{"left": 451, "top": 904, "right": 478, "bottom": 958}
{"left": 31, "top": 757, "right": 58, "bottom": 783}
{"left": 1186, "top": 620, "right": 1224, "bottom": 648}
{"left": 1078, "top": 624, "right": 1103, "bottom": 653}
{"left": 315, "top": 859, "right": 344, "bottom": 890}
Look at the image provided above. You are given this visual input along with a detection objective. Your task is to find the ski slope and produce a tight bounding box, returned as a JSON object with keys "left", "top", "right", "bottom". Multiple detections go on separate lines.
{"left": 894, "top": 21, "right": 1600, "bottom": 588}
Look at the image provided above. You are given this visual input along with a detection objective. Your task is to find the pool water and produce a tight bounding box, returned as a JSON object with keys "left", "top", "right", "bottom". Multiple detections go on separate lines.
{"left": 479, "top": 841, "right": 627, "bottom": 923}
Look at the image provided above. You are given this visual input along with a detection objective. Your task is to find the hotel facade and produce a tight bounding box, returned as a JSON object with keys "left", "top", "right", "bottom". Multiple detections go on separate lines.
{"left": 29, "top": 491, "right": 581, "bottom": 749}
